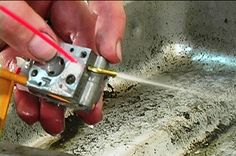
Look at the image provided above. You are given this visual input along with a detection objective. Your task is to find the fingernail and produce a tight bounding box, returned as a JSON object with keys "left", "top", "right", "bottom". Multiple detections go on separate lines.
{"left": 116, "top": 40, "right": 122, "bottom": 62}
{"left": 28, "top": 33, "right": 57, "bottom": 61}
{"left": 7, "top": 58, "right": 17, "bottom": 72}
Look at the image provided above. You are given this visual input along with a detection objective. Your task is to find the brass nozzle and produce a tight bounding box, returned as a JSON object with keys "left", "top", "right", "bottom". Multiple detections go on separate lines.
{"left": 87, "top": 66, "right": 117, "bottom": 77}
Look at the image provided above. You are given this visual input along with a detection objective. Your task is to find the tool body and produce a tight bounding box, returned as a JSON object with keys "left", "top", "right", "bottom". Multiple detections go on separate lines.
{"left": 22, "top": 43, "right": 109, "bottom": 111}
{"left": 0, "top": 6, "right": 118, "bottom": 132}
{"left": 0, "top": 43, "right": 118, "bottom": 132}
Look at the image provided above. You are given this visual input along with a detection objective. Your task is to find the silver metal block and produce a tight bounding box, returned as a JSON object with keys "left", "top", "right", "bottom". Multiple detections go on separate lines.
{"left": 25, "top": 43, "right": 108, "bottom": 110}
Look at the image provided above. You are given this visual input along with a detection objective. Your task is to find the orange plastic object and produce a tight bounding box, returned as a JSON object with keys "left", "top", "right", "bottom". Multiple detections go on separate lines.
{"left": 0, "top": 68, "right": 27, "bottom": 132}
{"left": 0, "top": 68, "right": 27, "bottom": 85}
{"left": 0, "top": 78, "right": 14, "bottom": 132}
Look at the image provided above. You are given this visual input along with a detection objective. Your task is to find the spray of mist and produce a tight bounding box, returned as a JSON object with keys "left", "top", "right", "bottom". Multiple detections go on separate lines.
{"left": 116, "top": 72, "right": 201, "bottom": 96}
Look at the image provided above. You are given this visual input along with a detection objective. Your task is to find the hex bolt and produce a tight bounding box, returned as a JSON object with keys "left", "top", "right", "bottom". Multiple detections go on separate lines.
{"left": 66, "top": 74, "right": 76, "bottom": 84}
{"left": 31, "top": 69, "right": 38, "bottom": 77}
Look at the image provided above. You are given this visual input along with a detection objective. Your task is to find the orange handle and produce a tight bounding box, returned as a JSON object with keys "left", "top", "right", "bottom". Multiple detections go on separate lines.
{"left": 0, "top": 78, "right": 14, "bottom": 131}
{"left": 0, "top": 68, "right": 28, "bottom": 133}
{"left": 0, "top": 68, "right": 27, "bottom": 85}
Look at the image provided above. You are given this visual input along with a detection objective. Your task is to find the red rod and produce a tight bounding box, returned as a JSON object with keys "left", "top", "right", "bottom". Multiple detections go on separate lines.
{"left": 0, "top": 5, "right": 77, "bottom": 63}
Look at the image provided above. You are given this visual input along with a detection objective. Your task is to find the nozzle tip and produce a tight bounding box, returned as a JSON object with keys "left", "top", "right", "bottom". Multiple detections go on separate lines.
{"left": 87, "top": 66, "right": 117, "bottom": 77}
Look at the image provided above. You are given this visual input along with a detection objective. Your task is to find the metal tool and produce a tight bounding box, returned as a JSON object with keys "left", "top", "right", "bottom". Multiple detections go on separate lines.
{"left": 22, "top": 43, "right": 113, "bottom": 111}
{"left": 0, "top": 43, "right": 118, "bottom": 132}
{"left": 0, "top": 6, "right": 119, "bottom": 132}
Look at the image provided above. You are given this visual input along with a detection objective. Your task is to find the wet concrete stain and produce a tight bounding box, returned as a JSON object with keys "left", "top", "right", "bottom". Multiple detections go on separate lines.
{"left": 43, "top": 67, "right": 236, "bottom": 155}
{"left": 189, "top": 123, "right": 229, "bottom": 152}
{"left": 50, "top": 115, "right": 84, "bottom": 150}
{"left": 186, "top": 122, "right": 236, "bottom": 156}
{"left": 224, "top": 18, "right": 228, "bottom": 24}
{"left": 183, "top": 112, "right": 191, "bottom": 120}
{"left": 103, "top": 83, "right": 120, "bottom": 99}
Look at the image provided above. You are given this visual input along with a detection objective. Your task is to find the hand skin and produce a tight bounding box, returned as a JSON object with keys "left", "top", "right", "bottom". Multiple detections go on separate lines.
{"left": 0, "top": 1, "right": 126, "bottom": 135}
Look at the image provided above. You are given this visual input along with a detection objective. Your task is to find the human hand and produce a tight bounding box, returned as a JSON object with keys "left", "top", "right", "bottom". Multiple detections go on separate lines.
{"left": 0, "top": 1, "right": 126, "bottom": 135}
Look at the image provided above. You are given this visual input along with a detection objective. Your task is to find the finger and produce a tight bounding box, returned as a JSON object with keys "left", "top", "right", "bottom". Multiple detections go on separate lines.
{"left": 89, "top": 1, "right": 126, "bottom": 63}
{"left": 1, "top": 47, "right": 40, "bottom": 125}
{"left": 27, "top": 1, "right": 52, "bottom": 19}
{"left": 0, "top": 39, "right": 7, "bottom": 51}
{"left": 50, "top": 1, "right": 104, "bottom": 125}
{"left": 1, "top": 42, "right": 64, "bottom": 135}
{"left": 0, "top": 1, "right": 57, "bottom": 61}
{"left": 14, "top": 89, "right": 40, "bottom": 125}
{"left": 0, "top": 47, "right": 17, "bottom": 68}
{"left": 50, "top": 1, "right": 97, "bottom": 51}
{"left": 76, "top": 97, "right": 103, "bottom": 125}
{"left": 40, "top": 100, "right": 65, "bottom": 135}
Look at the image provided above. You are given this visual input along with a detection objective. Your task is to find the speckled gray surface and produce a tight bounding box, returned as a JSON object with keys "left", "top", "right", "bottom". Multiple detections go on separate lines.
{"left": 0, "top": 142, "right": 72, "bottom": 156}
{"left": 1, "top": 1, "right": 236, "bottom": 156}
{"left": 187, "top": 125, "right": 236, "bottom": 156}
{"left": 46, "top": 70, "right": 236, "bottom": 155}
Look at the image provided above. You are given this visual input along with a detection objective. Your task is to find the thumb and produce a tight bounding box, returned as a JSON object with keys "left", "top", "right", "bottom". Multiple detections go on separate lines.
{"left": 0, "top": 1, "right": 56, "bottom": 61}
{"left": 89, "top": 1, "right": 126, "bottom": 64}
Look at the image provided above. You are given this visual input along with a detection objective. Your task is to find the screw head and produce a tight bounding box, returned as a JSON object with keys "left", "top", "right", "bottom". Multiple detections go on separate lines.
{"left": 31, "top": 70, "right": 38, "bottom": 77}
{"left": 66, "top": 74, "right": 76, "bottom": 84}
{"left": 80, "top": 51, "right": 87, "bottom": 58}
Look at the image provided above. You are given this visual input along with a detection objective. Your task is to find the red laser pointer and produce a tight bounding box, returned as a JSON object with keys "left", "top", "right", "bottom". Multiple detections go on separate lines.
{"left": 0, "top": 5, "right": 77, "bottom": 63}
